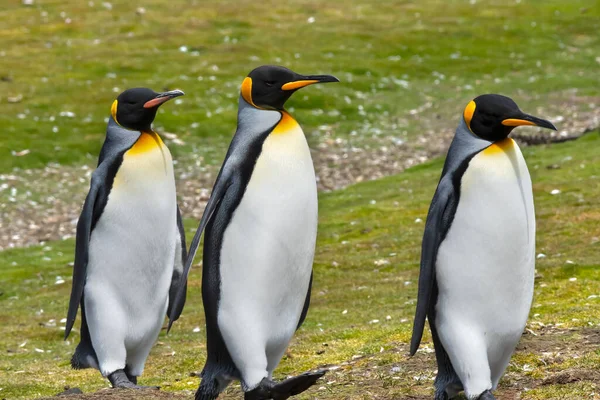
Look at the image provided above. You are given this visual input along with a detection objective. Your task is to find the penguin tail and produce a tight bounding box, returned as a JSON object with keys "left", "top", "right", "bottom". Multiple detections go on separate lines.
{"left": 245, "top": 370, "right": 327, "bottom": 400}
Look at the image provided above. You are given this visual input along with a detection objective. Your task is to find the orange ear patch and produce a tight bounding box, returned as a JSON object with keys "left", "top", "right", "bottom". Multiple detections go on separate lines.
{"left": 463, "top": 100, "right": 476, "bottom": 131}
{"left": 241, "top": 77, "right": 258, "bottom": 107}
{"left": 111, "top": 100, "right": 119, "bottom": 124}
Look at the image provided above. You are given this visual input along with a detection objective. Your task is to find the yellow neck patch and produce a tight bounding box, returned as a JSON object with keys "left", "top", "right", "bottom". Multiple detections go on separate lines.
{"left": 271, "top": 111, "right": 299, "bottom": 134}
{"left": 483, "top": 137, "right": 514, "bottom": 155}
{"left": 126, "top": 131, "right": 164, "bottom": 156}
{"left": 111, "top": 100, "right": 119, "bottom": 125}
{"left": 241, "top": 77, "right": 259, "bottom": 107}
{"left": 463, "top": 100, "right": 476, "bottom": 131}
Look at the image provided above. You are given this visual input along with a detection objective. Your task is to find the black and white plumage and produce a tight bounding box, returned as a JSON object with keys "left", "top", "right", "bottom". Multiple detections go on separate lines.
{"left": 169, "top": 66, "right": 338, "bottom": 400}
{"left": 410, "top": 94, "right": 556, "bottom": 400}
{"left": 65, "top": 88, "right": 187, "bottom": 389}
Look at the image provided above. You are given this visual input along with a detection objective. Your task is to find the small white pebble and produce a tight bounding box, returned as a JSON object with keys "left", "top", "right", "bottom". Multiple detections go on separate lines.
{"left": 342, "top": 309, "right": 348, "bottom": 315}
{"left": 550, "top": 189, "right": 561, "bottom": 195}
{"left": 386, "top": 315, "right": 391, "bottom": 320}
{"left": 370, "top": 319, "right": 379, "bottom": 324}
{"left": 536, "top": 253, "right": 546, "bottom": 259}
{"left": 569, "top": 277, "right": 577, "bottom": 282}
{"left": 415, "top": 218, "right": 423, "bottom": 223}
{"left": 307, "top": 16, "right": 315, "bottom": 24}
{"left": 192, "top": 327, "right": 201, "bottom": 333}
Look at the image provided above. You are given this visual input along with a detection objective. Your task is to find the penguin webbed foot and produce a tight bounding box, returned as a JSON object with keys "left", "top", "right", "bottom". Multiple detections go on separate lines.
{"left": 108, "top": 369, "right": 159, "bottom": 390}
{"left": 478, "top": 389, "right": 496, "bottom": 400}
{"left": 124, "top": 366, "right": 137, "bottom": 384}
{"left": 244, "top": 370, "right": 326, "bottom": 400}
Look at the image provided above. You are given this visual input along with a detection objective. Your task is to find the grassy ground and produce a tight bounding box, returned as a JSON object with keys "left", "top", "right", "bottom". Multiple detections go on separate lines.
{"left": 0, "top": 132, "right": 598, "bottom": 399}
{"left": 1, "top": 0, "right": 599, "bottom": 173}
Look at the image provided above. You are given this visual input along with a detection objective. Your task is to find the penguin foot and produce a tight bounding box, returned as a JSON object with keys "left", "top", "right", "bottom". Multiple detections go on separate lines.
{"left": 124, "top": 367, "right": 137, "bottom": 385}
{"left": 244, "top": 370, "right": 326, "bottom": 400}
{"left": 478, "top": 390, "right": 496, "bottom": 400}
{"left": 108, "top": 369, "right": 159, "bottom": 390}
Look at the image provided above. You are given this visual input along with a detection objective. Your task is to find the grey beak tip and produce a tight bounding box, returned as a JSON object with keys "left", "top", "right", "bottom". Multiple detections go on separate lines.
{"left": 158, "top": 89, "right": 185, "bottom": 99}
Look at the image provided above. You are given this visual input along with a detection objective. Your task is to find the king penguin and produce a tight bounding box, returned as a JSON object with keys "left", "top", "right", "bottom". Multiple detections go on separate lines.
{"left": 409, "top": 94, "right": 557, "bottom": 399}
{"left": 64, "top": 88, "right": 188, "bottom": 389}
{"left": 168, "top": 65, "right": 339, "bottom": 400}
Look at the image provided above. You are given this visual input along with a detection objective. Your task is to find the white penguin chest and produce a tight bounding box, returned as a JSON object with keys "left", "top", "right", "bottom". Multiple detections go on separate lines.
{"left": 88, "top": 132, "right": 177, "bottom": 303}
{"left": 217, "top": 117, "right": 317, "bottom": 341}
{"left": 436, "top": 138, "right": 535, "bottom": 329}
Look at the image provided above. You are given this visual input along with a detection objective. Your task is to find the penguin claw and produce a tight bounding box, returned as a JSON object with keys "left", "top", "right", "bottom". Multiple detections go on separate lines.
{"left": 244, "top": 370, "right": 326, "bottom": 400}
{"left": 108, "top": 369, "right": 159, "bottom": 390}
{"left": 478, "top": 389, "right": 496, "bottom": 400}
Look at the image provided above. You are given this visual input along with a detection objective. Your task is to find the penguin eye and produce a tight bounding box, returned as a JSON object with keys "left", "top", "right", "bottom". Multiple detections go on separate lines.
{"left": 264, "top": 81, "right": 276, "bottom": 87}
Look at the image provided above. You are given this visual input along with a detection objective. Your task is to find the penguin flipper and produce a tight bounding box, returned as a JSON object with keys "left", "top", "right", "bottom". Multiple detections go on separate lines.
{"left": 296, "top": 271, "right": 313, "bottom": 330}
{"left": 167, "top": 166, "right": 233, "bottom": 330}
{"left": 65, "top": 122, "right": 136, "bottom": 340}
{"left": 167, "top": 205, "right": 188, "bottom": 321}
{"left": 410, "top": 178, "right": 458, "bottom": 355}
{"left": 64, "top": 177, "right": 102, "bottom": 340}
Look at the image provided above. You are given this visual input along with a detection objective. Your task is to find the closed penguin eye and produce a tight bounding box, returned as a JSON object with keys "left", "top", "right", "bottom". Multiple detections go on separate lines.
{"left": 264, "top": 81, "right": 276, "bottom": 87}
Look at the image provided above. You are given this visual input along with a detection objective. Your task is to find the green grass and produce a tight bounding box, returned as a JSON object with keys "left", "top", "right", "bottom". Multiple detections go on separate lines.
{"left": 1, "top": 0, "right": 599, "bottom": 172}
{"left": 0, "top": 132, "right": 598, "bottom": 399}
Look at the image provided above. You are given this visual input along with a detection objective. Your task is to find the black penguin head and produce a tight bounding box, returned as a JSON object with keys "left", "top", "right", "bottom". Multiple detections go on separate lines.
{"left": 463, "top": 94, "right": 556, "bottom": 141}
{"left": 111, "top": 88, "right": 184, "bottom": 131}
{"left": 240, "top": 65, "right": 339, "bottom": 110}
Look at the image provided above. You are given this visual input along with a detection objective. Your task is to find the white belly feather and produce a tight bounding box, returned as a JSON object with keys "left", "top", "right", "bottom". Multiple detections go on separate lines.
{"left": 86, "top": 134, "right": 177, "bottom": 352}
{"left": 436, "top": 138, "right": 535, "bottom": 379}
{"left": 218, "top": 119, "right": 318, "bottom": 380}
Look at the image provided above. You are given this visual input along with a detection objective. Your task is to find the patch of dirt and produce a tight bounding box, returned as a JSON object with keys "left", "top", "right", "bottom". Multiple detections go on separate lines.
{"left": 39, "top": 388, "right": 192, "bottom": 399}
{"left": 542, "top": 369, "right": 600, "bottom": 386}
